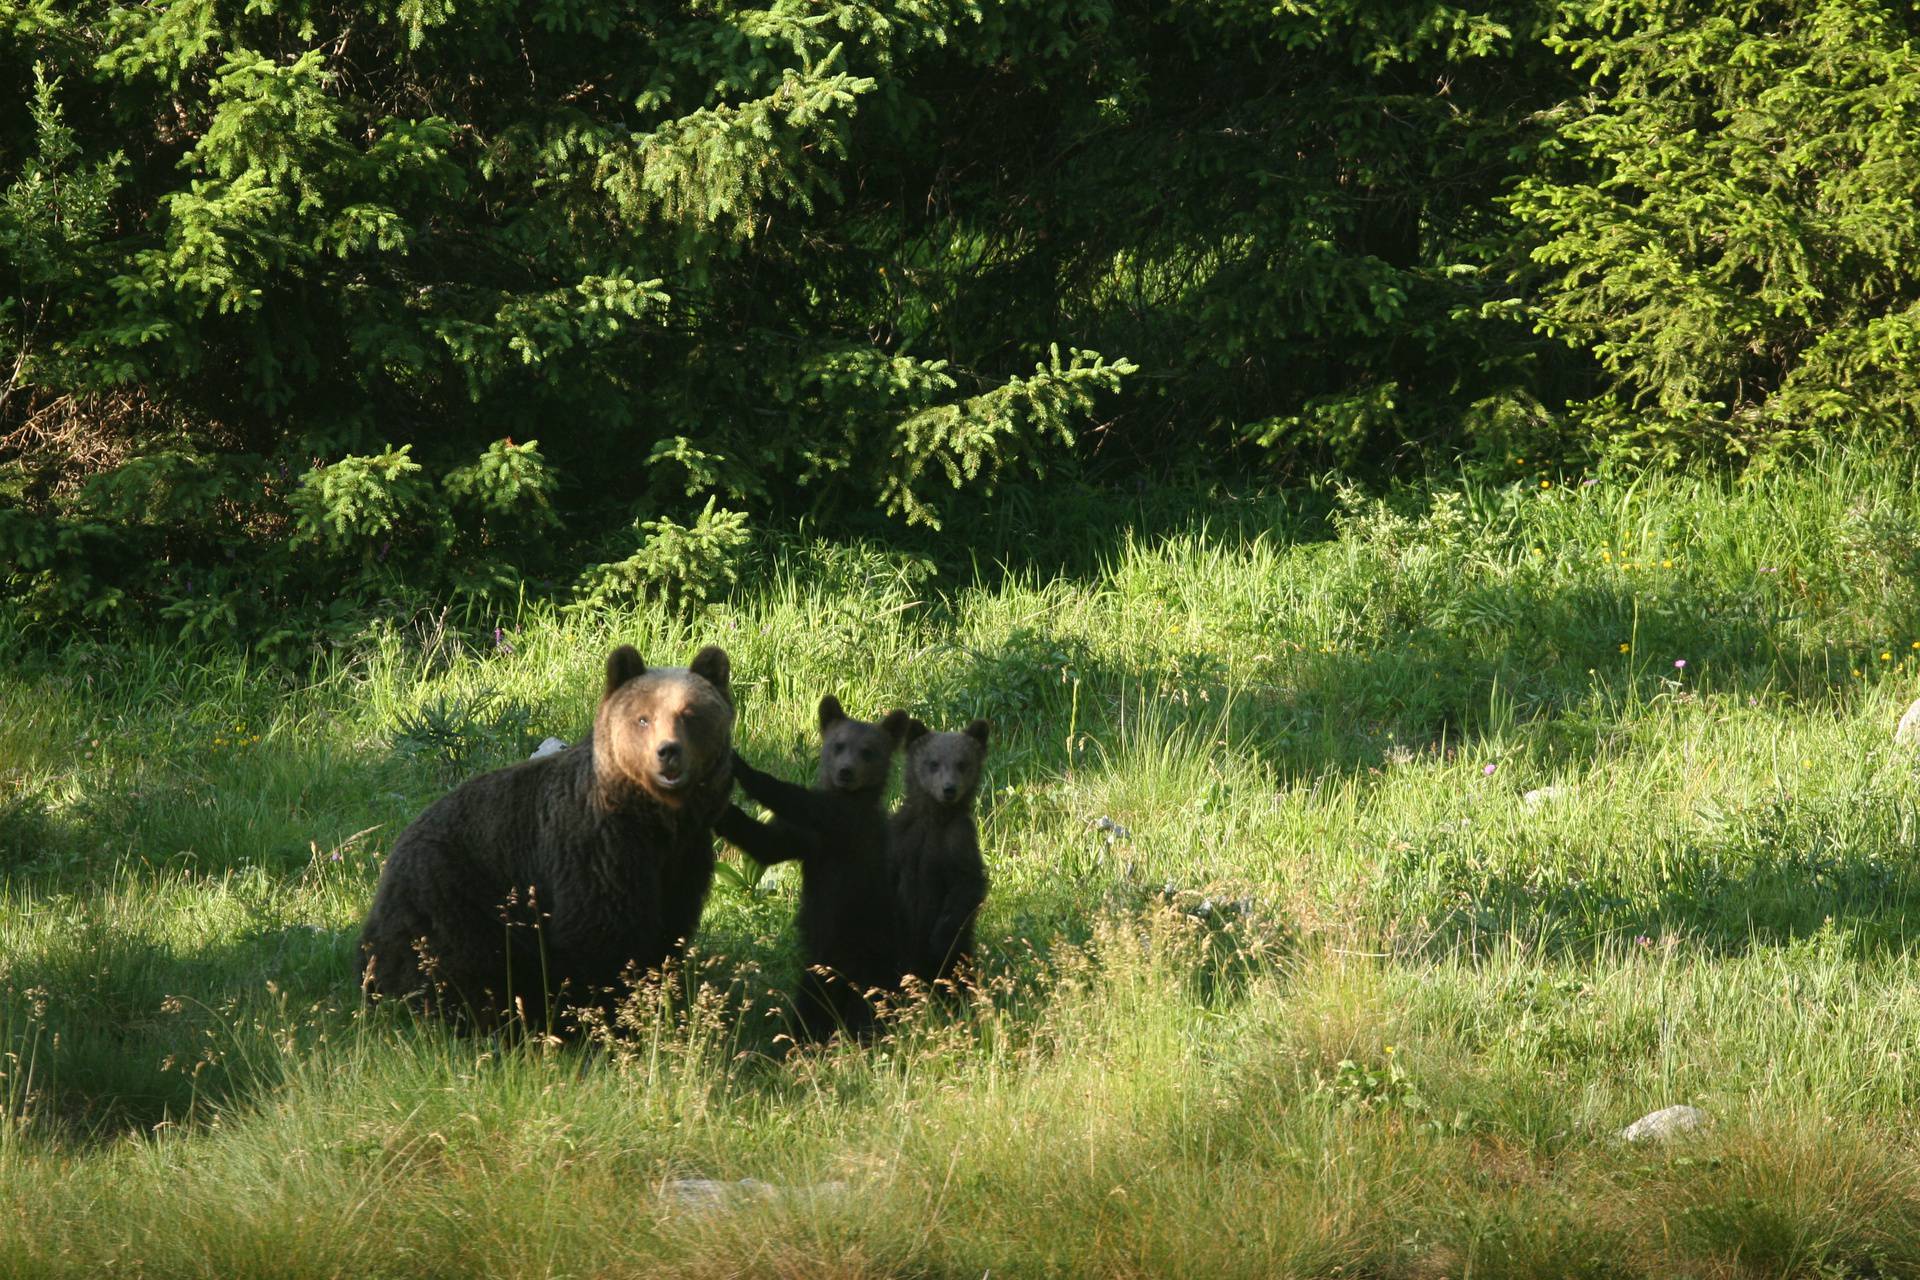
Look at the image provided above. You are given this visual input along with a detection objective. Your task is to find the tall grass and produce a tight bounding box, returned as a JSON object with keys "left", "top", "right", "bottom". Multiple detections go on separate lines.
{"left": 6, "top": 459, "right": 1920, "bottom": 1275}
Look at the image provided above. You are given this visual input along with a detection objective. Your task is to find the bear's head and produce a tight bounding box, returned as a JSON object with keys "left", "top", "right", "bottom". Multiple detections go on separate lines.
{"left": 902, "top": 717, "right": 989, "bottom": 808}
{"left": 594, "top": 644, "right": 734, "bottom": 809}
{"left": 815, "top": 695, "right": 911, "bottom": 794}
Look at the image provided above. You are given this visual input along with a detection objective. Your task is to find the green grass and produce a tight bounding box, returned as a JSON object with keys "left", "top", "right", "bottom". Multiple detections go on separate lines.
{"left": 8, "top": 457, "right": 1920, "bottom": 1276}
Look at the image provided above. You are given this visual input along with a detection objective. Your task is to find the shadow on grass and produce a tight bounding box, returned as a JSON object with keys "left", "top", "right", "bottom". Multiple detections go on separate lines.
{"left": 824, "top": 475, "right": 1338, "bottom": 588}
{"left": 0, "top": 919, "right": 359, "bottom": 1135}
{"left": 4, "top": 502, "right": 1913, "bottom": 1136}
{"left": 1398, "top": 836, "right": 1920, "bottom": 962}
{"left": 0, "top": 911, "right": 819, "bottom": 1138}
{"left": 905, "top": 570, "right": 1920, "bottom": 965}
{"left": 0, "top": 708, "right": 554, "bottom": 891}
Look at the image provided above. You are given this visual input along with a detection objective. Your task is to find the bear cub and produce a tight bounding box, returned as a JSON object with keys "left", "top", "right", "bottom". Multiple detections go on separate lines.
{"left": 358, "top": 644, "right": 734, "bottom": 1029}
{"left": 718, "top": 695, "right": 910, "bottom": 1039}
{"left": 890, "top": 718, "right": 990, "bottom": 987}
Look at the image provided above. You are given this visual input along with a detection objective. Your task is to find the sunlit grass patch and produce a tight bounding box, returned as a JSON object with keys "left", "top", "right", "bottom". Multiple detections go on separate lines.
{"left": 9, "top": 460, "right": 1920, "bottom": 1273}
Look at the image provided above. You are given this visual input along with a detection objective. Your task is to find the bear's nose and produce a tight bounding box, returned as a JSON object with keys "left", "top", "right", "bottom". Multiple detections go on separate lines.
{"left": 835, "top": 765, "right": 856, "bottom": 786}
{"left": 656, "top": 740, "right": 683, "bottom": 773}
{"left": 940, "top": 784, "right": 959, "bottom": 802}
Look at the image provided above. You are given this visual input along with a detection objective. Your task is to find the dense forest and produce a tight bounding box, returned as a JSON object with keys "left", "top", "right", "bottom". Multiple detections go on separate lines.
{"left": 4, "top": 0, "right": 1918, "bottom": 642}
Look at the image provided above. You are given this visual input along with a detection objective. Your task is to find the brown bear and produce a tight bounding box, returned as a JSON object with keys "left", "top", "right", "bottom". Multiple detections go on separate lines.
{"left": 716, "top": 695, "right": 910, "bottom": 1040}
{"left": 357, "top": 644, "right": 734, "bottom": 1029}
{"left": 890, "top": 718, "right": 990, "bottom": 987}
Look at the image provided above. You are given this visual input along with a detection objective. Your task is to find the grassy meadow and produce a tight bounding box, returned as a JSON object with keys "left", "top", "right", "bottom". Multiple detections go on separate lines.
{"left": 9, "top": 459, "right": 1920, "bottom": 1276}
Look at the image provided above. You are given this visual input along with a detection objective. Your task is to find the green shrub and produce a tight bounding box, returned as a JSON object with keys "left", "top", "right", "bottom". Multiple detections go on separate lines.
{"left": 571, "top": 498, "right": 753, "bottom": 612}
{"left": 11, "top": 0, "right": 1920, "bottom": 642}
{"left": 0, "top": 0, "right": 1592, "bottom": 641}
{"left": 1511, "top": 0, "right": 1920, "bottom": 461}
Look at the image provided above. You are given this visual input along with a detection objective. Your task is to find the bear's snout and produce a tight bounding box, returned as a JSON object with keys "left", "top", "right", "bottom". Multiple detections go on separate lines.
{"left": 939, "top": 782, "right": 960, "bottom": 803}
{"left": 834, "top": 765, "right": 857, "bottom": 788}
{"left": 656, "top": 739, "right": 684, "bottom": 774}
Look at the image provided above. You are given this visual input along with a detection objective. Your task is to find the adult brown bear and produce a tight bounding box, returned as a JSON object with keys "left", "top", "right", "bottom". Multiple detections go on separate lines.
{"left": 357, "top": 644, "right": 734, "bottom": 1028}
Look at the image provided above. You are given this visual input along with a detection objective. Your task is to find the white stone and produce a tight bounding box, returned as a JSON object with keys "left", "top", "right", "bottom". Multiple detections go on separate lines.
{"left": 660, "top": 1178, "right": 773, "bottom": 1214}
{"left": 530, "top": 737, "right": 567, "bottom": 759}
{"left": 1523, "top": 785, "right": 1570, "bottom": 806}
{"left": 659, "top": 1177, "right": 849, "bottom": 1216}
{"left": 1619, "top": 1104, "right": 1707, "bottom": 1144}
{"left": 1896, "top": 699, "right": 1920, "bottom": 747}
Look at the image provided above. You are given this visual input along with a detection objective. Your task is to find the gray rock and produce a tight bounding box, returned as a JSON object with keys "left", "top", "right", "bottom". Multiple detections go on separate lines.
{"left": 659, "top": 1176, "right": 850, "bottom": 1216}
{"left": 529, "top": 736, "right": 567, "bottom": 760}
{"left": 1897, "top": 699, "right": 1920, "bottom": 747}
{"left": 1619, "top": 1104, "right": 1707, "bottom": 1144}
{"left": 660, "top": 1178, "right": 774, "bottom": 1215}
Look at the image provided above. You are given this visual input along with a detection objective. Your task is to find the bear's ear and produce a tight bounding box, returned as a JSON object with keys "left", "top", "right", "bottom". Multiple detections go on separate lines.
{"left": 689, "top": 645, "right": 732, "bottom": 703}
{"left": 605, "top": 645, "right": 647, "bottom": 697}
{"left": 879, "top": 709, "right": 913, "bottom": 747}
{"left": 964, "top": 718, "right": 991, "bottom": 748}
{"left": 902, "top": 717, "right": 931, "bottom": 748}
{"left": 817, "top": 694, "right": 846, "bottom": 730}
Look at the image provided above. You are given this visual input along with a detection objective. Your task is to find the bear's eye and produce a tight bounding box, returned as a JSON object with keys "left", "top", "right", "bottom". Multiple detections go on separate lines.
{"left": 637, "top": 716, "right": 651, "bottom": 728}
{"left": 860, "top": 747, "right": 876, "bottom": 762}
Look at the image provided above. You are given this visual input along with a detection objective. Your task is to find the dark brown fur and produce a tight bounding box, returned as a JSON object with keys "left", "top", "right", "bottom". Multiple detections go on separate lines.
{"left": 716, "top": 695, "right": 910, "bottom": 1039}
{"left": 357, "top": 645, "right": 734, "bottom": 1028}
{"left": 890, "top": 718, "right": 990, "bottom": 986}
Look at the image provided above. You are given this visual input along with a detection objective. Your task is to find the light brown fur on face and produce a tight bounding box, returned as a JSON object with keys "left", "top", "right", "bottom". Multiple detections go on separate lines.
{"left": 357, "top": 641, "right": 737, "bottom": 1029}
{"left": 890, "top": 715, "right": 990, "bottom": 986}
{"left": 903, "top": 718, "right": 988, "bottom": 808}
{"left": 595, "top": 645, "right": 734, "bottom": 807}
